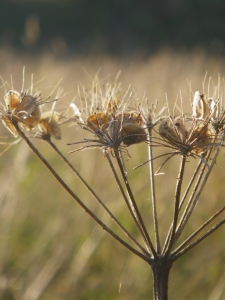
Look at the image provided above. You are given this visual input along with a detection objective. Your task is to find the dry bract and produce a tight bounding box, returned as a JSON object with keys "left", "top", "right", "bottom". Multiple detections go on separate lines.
{"left": 4, "top": 90, "right": 21, "bottom": 111}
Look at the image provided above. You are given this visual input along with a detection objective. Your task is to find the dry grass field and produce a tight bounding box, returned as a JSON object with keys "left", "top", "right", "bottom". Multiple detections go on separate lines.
{"left": 0, "top": 48, "right": 224, "bottom": 300}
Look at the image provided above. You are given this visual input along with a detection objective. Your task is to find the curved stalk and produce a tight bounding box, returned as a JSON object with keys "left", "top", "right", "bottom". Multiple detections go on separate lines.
{"left": 47, "top": 139, "right": 149, "bottom": 256}
{"left": 15, "top": 125, "right": 151, "bottom": 263}
{"left": 106, "top": 152, "right": 154, "bottom": 256}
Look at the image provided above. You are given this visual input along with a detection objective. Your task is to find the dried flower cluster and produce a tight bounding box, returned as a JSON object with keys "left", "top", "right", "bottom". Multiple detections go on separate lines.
{"left": 154, "top": 91, "right": 225, "bottom": 164}
{"left": 1, "top": 78, "right": 224, "bottom": 167}
{"left": 69, "top": 81, "right": 148, "bottom": 155}
{"left": 69, "top": 85, "right": 224, "bottom": 168}
{"left": 0, "top": 89, "right": 62, "bottom": 141}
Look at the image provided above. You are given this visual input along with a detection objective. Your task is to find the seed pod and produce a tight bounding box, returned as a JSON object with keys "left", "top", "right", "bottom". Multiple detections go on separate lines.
{"left": 159, "top": 121, "right": 183, "bottom": 146}
{"left": 192, "top": 91, "right": 209, "bottom": 120}
{"left": 38, "top": 112, "right": 61, "bottom": 140}
{"left": 115, "top": 111, "right": 146, "bottom": 145}
{"left": 120, "top": 123, "right": 146, "bottom": 146}
{"left": 191, "top": 123, "right": 215, "bottom": 155}
{"left": 207, "top": 97, "right": 218, "bottom": 121}
{"left": 86, "top": 112, "right": 109, "bottom": 131}
{"left": 174, "top": 117, "right": 188, "bottom": 142}
{"left": 15, "top": 94, "right": 41, "bottom": 130}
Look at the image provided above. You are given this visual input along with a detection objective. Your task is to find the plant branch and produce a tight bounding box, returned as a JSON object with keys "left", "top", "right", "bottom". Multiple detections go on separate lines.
{"left": 174, "top": 147, "right": 221, "bottom": 244}
{"left": 162, "top": 159, "right": 204, "bottom": 253}
{"left": 114, "top": 149, "right": 157, "bottom": 258}
{"left": 15, "top": 126, "right": 151, "bottom": 263}
{"left": 47, "top": 139, "right": 149, "bottom": 256}
{"left": 106, "top": 152, "right": 154, "bottom": 256}
{"left": 164, "top": 155, "right": 186, "bottom": 255}
{"left": 171, "top": 205, "right": 225, "bottom": 258}
{"left": 147, "top": 129, "right": 161, "bottom": 254}
{"left": 170, "top": 218, "right": 225, "bottom": 261}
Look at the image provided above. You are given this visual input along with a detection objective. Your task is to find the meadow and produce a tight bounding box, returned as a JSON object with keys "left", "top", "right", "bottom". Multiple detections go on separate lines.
{"left": 0, "top": 48, "right": 224, "bottom": 300}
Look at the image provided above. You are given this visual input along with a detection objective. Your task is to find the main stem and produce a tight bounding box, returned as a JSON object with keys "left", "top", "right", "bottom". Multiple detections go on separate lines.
{"left": 151, "top": 256, "right": 172, "bottom": 300}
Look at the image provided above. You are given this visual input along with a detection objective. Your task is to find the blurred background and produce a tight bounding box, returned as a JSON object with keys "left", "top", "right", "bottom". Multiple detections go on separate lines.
{"left": 0, "top": 0, "right": 225, "bottom": 299}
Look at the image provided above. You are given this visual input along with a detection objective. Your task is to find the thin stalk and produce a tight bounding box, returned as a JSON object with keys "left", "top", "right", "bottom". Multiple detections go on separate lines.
{"left": 114, "top": 149, "right": 157, "bottom": 258}
{"left": 178, "top": 158, "right": 203, "bottom": 211}
{"left": 147, "top": 129, "right": 161, "bottom": 254}
{"left": 164, "top": 155, "right": 186, "bottom": 255}
{"left": 171, "top": 205, "right": 225, "bottom": 258}
{"left": 162, "top": 159, "right": 203, "bottom": 253}
{"left": 171, "top": 218, "right": 225, "bottom": 262}
{"left": 106, "top": 152, "right": 154, "bottom": 256}
{"left": 47, "top": 139, "right": 149, "bottom": 256}
{"left": 174, "top": 147, "right": 220, "bottom": 243}
{"left": 16, "top": 126, "right": 151, "bottom": 263}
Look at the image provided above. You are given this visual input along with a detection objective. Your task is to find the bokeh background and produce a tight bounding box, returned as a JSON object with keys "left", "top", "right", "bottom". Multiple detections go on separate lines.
{"left": 0, "top": 0, "right": 225, "bottom": 299}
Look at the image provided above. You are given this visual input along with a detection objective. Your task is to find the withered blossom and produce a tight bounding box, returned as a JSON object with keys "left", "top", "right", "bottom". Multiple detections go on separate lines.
{"left": 1, "top": 89, "right": 41, "bottom": 136}
{"left": 158, "top": 116, "right": 218, "bottom": 157}
{"left": 154, "top": 89, "right": 225, "bottom": 159}
{"left": 69, "top": 100, "right": 147, "bottom": 156}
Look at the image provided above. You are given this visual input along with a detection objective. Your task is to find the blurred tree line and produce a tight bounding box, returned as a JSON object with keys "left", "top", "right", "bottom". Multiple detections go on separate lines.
{"left": 1, "top": 0, "right": 225, "bottom": 56}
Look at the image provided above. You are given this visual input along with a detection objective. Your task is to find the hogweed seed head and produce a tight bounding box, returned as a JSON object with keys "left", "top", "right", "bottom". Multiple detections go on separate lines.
{"left": 155, "top": 89, "right": 224, "bottom": 161}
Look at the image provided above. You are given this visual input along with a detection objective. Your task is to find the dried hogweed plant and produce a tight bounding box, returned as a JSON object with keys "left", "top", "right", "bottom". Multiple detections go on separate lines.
{"left": 0, "top": 71, "right": 225, "bottom": 300}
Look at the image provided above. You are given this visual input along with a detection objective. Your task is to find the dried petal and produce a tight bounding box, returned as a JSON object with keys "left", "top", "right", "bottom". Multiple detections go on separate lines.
{"left": 1, "top": 115, "right": 18, "bottom": 137}
{"left": 4, "top": 90, "right": 20, "bottom": 111}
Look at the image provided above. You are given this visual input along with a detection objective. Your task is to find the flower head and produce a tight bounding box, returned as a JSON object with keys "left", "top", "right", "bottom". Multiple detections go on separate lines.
{"left": 154, "top": 90, "right": 224, "bottom": 158}
{"left": 69, "top": 80, "right": 147, "bottom": 156}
